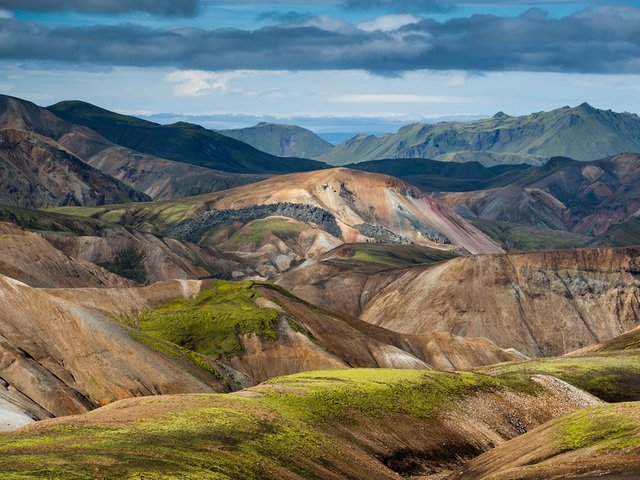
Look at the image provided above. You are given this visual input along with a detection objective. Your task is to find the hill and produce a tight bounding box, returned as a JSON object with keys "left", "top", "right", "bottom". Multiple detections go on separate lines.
{"left": 0, "top": 368, "right": 599, "bottom": 478}
{"left": 48, "top": 100, "right": 329, "bottom": 174}
{"left": 50, "top": 168, "right": 503, "bottom": 259}
{"left": 0, "top": 275, "right": 521, "bottom": 428}
{"left": 320, "top": 103, "right": 640, "bottom": 166}
{"left": 0, "top": 94, "right": 271, "bottom": 202}
{"left": 349, "top": 157, "right": 530, "bottom": 192}
{"left": 220, "top": 122, "right": 334, "bottom": 158}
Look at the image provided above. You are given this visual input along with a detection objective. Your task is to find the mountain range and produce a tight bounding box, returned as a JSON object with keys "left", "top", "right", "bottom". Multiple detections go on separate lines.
{"left": 318, "top": 103, "right": 640, "bottom": 166}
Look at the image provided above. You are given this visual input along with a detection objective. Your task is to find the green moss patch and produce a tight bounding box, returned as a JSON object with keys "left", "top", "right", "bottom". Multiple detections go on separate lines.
{"left": 131, "top": 281, "right": 280, "bottom": 359}
{"left": 484, "top": 353, "right": 640, "bottom": 402}
{"left": 558, "top": 404, "right": 640, "bottom": 453}
{"left": 217, "top": 217, "right": 305, "bottom": 251}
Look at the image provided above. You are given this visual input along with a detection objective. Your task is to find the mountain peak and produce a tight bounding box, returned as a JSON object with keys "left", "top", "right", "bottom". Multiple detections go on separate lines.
{"left": 575, "top": 102, "right": 596, "bottom": 112}
{"left": 493, "top": 111, "right": 510, "bottom": 120}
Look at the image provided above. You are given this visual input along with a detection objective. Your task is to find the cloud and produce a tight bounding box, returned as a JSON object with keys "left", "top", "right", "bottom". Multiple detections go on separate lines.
{"left": 165, "top": 70, "right": 260, "bottom": 96}
{"left": 358, "top": 14, "right": 422, "bottom": 32}
{"left": 0, "top": 0, "right": 198, "bottom": 16}
{"left": 1, "top": 6, "right": 639, "bottom": 74}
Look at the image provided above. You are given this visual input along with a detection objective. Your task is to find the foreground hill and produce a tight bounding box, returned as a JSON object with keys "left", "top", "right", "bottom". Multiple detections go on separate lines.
{"left": 280, "top": 246, "right": 640, "bottom": 357}
{"left": 48, "top": 100, "right": 329, "bottom": 174}
{"left": 220, "top": 122, "right": 334, "bottom": 158}
{"left": 0, "top": 128, "right": 148, "bottom": 207}
{"left": 0, "top": 369, "right": 599, "bottom": 478}
{"left": 320, "top": 103, "right": 640, "bottom": 166}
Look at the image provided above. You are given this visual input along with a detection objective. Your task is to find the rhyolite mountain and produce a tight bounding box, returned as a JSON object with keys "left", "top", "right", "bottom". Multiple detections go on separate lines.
{"left": 0, "top": 128, "right": 149, "bottom": 207}
{"left": 220, "top": 122, "right": 334, "bottom": 158}
{"left": 319, "top": 103, "right": 640, "bottom": 166}
{"left": 50, "top": 168, "right": 503, "bottom": 260}
{"left": 435, "top": 153, "right": 640, "bottom": 241}
{"left": 48, "top": 100, "right": 329, "bottom": 174}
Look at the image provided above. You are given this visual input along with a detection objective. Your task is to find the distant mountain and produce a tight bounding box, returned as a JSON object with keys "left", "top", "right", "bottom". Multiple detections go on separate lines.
{"left": 320, "top": 103, "right": 640, "bottom": 166}
{"left": 0, "top": 128, "right": 148, "bottom": 208}
{"left": 220, "top": 122, "right": 333, "bottom": 158}
{"left": 48, "top": 101, "right": 329, "bottom": 174}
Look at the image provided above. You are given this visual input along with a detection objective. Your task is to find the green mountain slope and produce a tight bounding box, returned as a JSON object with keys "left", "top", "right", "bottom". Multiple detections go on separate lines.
{"left": 48, "top": 101, "right": 329, "bottom": 174}
{"left": 220, "top": 122, "right": 333, "bottom": 158}
{"left": 320, "top": 103, "right": 640, "bottom": 165}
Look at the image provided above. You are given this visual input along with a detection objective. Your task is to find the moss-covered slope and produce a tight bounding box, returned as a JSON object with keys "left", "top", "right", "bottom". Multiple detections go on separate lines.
{"left": 0, "top": 369, "right": 598, "bottom": 479}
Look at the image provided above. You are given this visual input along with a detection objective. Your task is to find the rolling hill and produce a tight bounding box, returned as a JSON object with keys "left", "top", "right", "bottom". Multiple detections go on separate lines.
{"left": 0, "top": 368, "right": 600, "bottom": 478}
{"left": 320, "top": 103, "right": 640, "bottom": 166}
{"left": 220, "top": 122, "right": 334, "bottom": 158}
{"left": 349, "top": 157, "right": 530, "bottom": 192}
{"left": 48, "top": 100, "right": 329, "bottom": 174}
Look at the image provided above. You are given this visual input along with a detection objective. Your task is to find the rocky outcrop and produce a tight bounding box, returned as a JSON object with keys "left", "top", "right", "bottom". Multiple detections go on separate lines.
{"left": 165, "top": 202, "right": 342, "bottom": 242}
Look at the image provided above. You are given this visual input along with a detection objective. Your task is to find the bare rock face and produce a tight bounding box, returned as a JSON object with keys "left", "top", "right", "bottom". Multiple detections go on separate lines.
{"left": 281, "top": 245, "right": 640, "bottom": 357}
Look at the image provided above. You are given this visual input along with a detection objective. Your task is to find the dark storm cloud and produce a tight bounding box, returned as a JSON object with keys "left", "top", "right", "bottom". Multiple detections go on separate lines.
{"left": 0, "top": 0, "right": 198, "bottom": 16}
{"left": 0, "top": 6, "right": 639, "bottom": 74}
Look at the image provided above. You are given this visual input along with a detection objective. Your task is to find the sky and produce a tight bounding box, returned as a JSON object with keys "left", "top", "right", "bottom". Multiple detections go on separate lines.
{"left": 0, "top": 0, "right": 639, "bottom": 135}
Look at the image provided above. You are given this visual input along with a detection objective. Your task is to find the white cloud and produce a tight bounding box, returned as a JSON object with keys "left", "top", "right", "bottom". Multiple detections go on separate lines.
{"left": 358, "top": 14, "right": 422, "bottom": 32}
{"left": 165, "top": 70, "right": 254, "bottom": 96}
{"left": 0, "top": 8, "right": 13, "bottom": 18}
{"left": 334, "top": 94, "right": 465, "bottom": 103}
